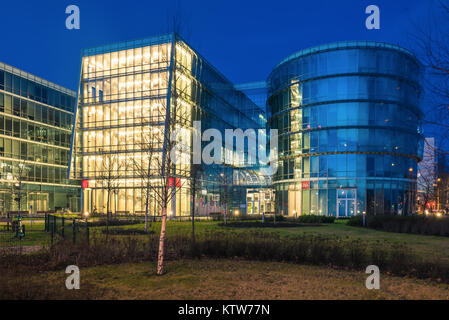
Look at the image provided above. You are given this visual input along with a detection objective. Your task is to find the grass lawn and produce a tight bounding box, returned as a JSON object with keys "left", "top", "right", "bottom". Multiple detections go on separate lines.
{"left": 2, "top": 219, "right": 449, "bottom": 299}
{"left": 0, "top": 220, "right": 449, "bottom": 261}
{"left": 3, "top": 258, "right": 449, "bottom": 300}
{"left": 265, "top": 221, "right": 449, "bottom": 262}
{"left": 97, "top": 219, "right": 449, "bottom": 262}
{"left": 0, "top": 220, "right": 49, "bottom": 247}
{"left": 3, "top": 219, "right": 449, "bottom": 263}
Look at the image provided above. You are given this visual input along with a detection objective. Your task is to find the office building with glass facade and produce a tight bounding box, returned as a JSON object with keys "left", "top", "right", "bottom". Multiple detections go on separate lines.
{"left": 0, "top": 62, "right": 80, "bottom": 214}
{"left": 267, "top": 41, "right": 424, "bottom": 217}
{"left": 69, "top": 33, "right": 266, "bottom": 217}
{"left": 234, "top": 81, "right": 268, "bottom": 112}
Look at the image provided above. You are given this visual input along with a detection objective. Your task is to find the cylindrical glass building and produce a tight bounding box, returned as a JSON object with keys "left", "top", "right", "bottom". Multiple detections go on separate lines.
{"left": 267, "top": 41, "right": 424, "bottom": 217}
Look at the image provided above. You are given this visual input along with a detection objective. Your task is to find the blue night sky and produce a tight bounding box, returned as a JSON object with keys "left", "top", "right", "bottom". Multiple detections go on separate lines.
{"left": 0, "top": 0, "right": 433, "bottom": 90}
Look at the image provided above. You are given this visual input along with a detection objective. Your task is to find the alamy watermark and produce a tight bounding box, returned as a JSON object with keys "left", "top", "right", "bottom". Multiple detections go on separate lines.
{"left": 365, "top": 5, "right": 380, "bottom": 30}
{"left": 65, "top": 265, "right": 80, "bottom": 290}
{"left": 66, "top": 5, "right": 80, "bottom": 30}
{"left": 365, "top": 265, "right": 380, "bottom": 290}
{"left": 170, "top": 121, "right": 278, "bottom": 176}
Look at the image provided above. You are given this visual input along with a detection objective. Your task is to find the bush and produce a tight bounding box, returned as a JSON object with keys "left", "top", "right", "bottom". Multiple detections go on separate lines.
{"left": 88, "top": 219, "right": 143, "bottom": 227}
{"left": 101, "top": 228, "right": 153, "bottom": 235}
{"left": 348, "top": 215, "right": 449, "bottom": 237}
{"left": 297, "top": 215, "right": 336, "bottom": 224}
{"left": 265, "top": 215, "right": 287, "bottom": 222}
{"left": 220, "top": 221, "right": 311, "bottom": 228}
{"left": 209, "top": 213, "right": 222, "bottom": 221}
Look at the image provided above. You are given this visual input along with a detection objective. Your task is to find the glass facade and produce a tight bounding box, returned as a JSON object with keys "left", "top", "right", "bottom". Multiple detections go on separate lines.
{"left": 267, "top": 42, "right": 424, "bottom": 216}
{"left": 69, "top": 34, "right": 266, "bottom": 216}
{"left": 0, "top": 62, "right": 80, "bottom": 214}
{"left": 234, "top": 81, "right": 268, "bottom": 113}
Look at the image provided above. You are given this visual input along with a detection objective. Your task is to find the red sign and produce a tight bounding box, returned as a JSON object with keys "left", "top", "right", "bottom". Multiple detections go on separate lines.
{"left": 168, "top": 177, "right": 181, "bottom": 188}
{"left": 82, "top": 179, "right": 89, "bottom": 189}
{"left": 301, "top": 181, "right": 310, "bottom": 190}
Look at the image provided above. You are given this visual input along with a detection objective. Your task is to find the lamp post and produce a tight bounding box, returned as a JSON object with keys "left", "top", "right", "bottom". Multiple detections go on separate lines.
{"left": 30, "top": 205, "right": 33, "bottom": 229}
{"left": 437, "top": 178, "right": 441, "bottom": 211}
{"left": 83, "top": 211, "right": 89, "bottom": 244}
{"left": 83, "top": 210, "right": 89, "bottom": 232}
{"left": 363, "top": 211, "right": 366, "bottom": 227}
{"left": 220, "top": 172, "right": 227, "bottom": 225}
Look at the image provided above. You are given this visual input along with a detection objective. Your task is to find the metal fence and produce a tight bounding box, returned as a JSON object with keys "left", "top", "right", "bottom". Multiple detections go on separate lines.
{"left": 45, "top": 214, "right": 89, "bottom": 245}
{"left": 0, "top": 228, "right": 22, "bottom": 254}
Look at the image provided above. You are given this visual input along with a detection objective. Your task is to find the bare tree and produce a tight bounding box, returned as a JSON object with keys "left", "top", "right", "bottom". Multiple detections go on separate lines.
{"left": 12, "top": 160, "right": 30, "bottom": 214}
{"left": 189, "top": 163, "right": 203, "bottom": 243}
{"left": 412, "top": 1, "right": 449, "bottom": 155}
{"left": 406, "top": 1, "right": 449, "bottom": 214}
{"left": 165, "top": 0, "right": 192, "bottom": 41}
{"left": 418, "top": 139, "right": 439, "bottom": 212}
{"left": 132, "top": 38, "right": 193, "bottom": 275}
{"left": 141, "top": 6, "right": 198, "bottom": 275}
{"left": 96, "top": 153, "right": 122, "bottom": 236}
{"left": 218, "top": 169, "right": 230, "bottom": 224}
{"left": 132, "top": 126, "right": 162, "bottom": 233}
{"left": 156, "top": 66, "right": 190, "bottom": 275}
{"left": 437, "top": 152, "right": 449, "bottom": 211}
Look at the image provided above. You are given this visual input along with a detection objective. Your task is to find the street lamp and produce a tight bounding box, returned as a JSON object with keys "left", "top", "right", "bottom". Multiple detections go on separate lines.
{"left": 83, "top": 211, "right": 89, "bottom": 224}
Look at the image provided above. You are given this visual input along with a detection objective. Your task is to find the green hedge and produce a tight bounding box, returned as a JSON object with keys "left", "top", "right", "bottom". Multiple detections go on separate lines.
{"left": 297, "top": 215, "right": 336, "bottom": 224}
{"left": 88, "top": 219, "right": 143, "bottom": 227}
{"left": 265, "top": 215, "right": 287, "bottom": 222}
{"left": 102, "top": 228, "right": 153, "bottom": 235}
{"left": 348, "top": 215, "right": 449, "bottom": 237}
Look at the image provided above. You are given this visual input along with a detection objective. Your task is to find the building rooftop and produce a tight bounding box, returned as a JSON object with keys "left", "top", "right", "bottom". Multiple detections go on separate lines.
{"left": 82, "top": 33, "right": 173, "bottom": 56}
{"left": 274, "top": 41, "right": 419, "bottom": 69}
{"left": 0, "top": 61, "right": 76, "bottom": 97}
{"left": 234, "top": 81, "right": 267, "bottom": 91}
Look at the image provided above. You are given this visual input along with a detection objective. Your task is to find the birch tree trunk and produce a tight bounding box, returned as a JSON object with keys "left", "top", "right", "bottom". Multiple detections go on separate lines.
{"left": 191, "top": 190, "right": 196, "bottom": 243}
{"left": 106, "top": 188, "right": 110, "bottom": 238}
{"left": 145, "top": 186, "right": 150, "bottom": 232}
{"left": 157, "top": 203, "right": 168, "bottom": 275}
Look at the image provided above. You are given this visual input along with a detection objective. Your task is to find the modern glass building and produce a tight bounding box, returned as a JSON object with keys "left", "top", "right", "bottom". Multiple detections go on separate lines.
{"left": 267, "top": 41, "right": 424, "bottom": 217}
{"left": 69, "top": 33, "right": 266, "bottom": 217}
{"left": 234, "top": 81, "right": 268, "bottom": 112}
{"left": 0, "top": 62, "right": 80, "bottom": 214}
{"left": 234, "top": 82, "right": 276, "bottom": 214}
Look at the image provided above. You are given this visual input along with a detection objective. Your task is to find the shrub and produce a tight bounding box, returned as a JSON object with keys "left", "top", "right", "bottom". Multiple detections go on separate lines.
{"left": 219, "top": 221, "right": 310, "bottom": 228}
{"left": 348, "top": 215, "right": 449, "bottom": 237}
{"left": 297, "top": 215, "right": 336, "bottom": 224}
{"left": 101, "top": 228, "right": 153, "bottom": 235}
{"left": 88, "top": 219, "right": 143, "bottom": 227}
{"left": 265, "top": 215, "right": 287, "bottom": 222}
{"left": 2, "top": 229, "right": 449, "bottom": 285}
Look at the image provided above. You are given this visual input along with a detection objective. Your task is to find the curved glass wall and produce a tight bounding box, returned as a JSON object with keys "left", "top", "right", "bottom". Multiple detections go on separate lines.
{"left": 267, "top": 41, "right": 423, "bottom": 216}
